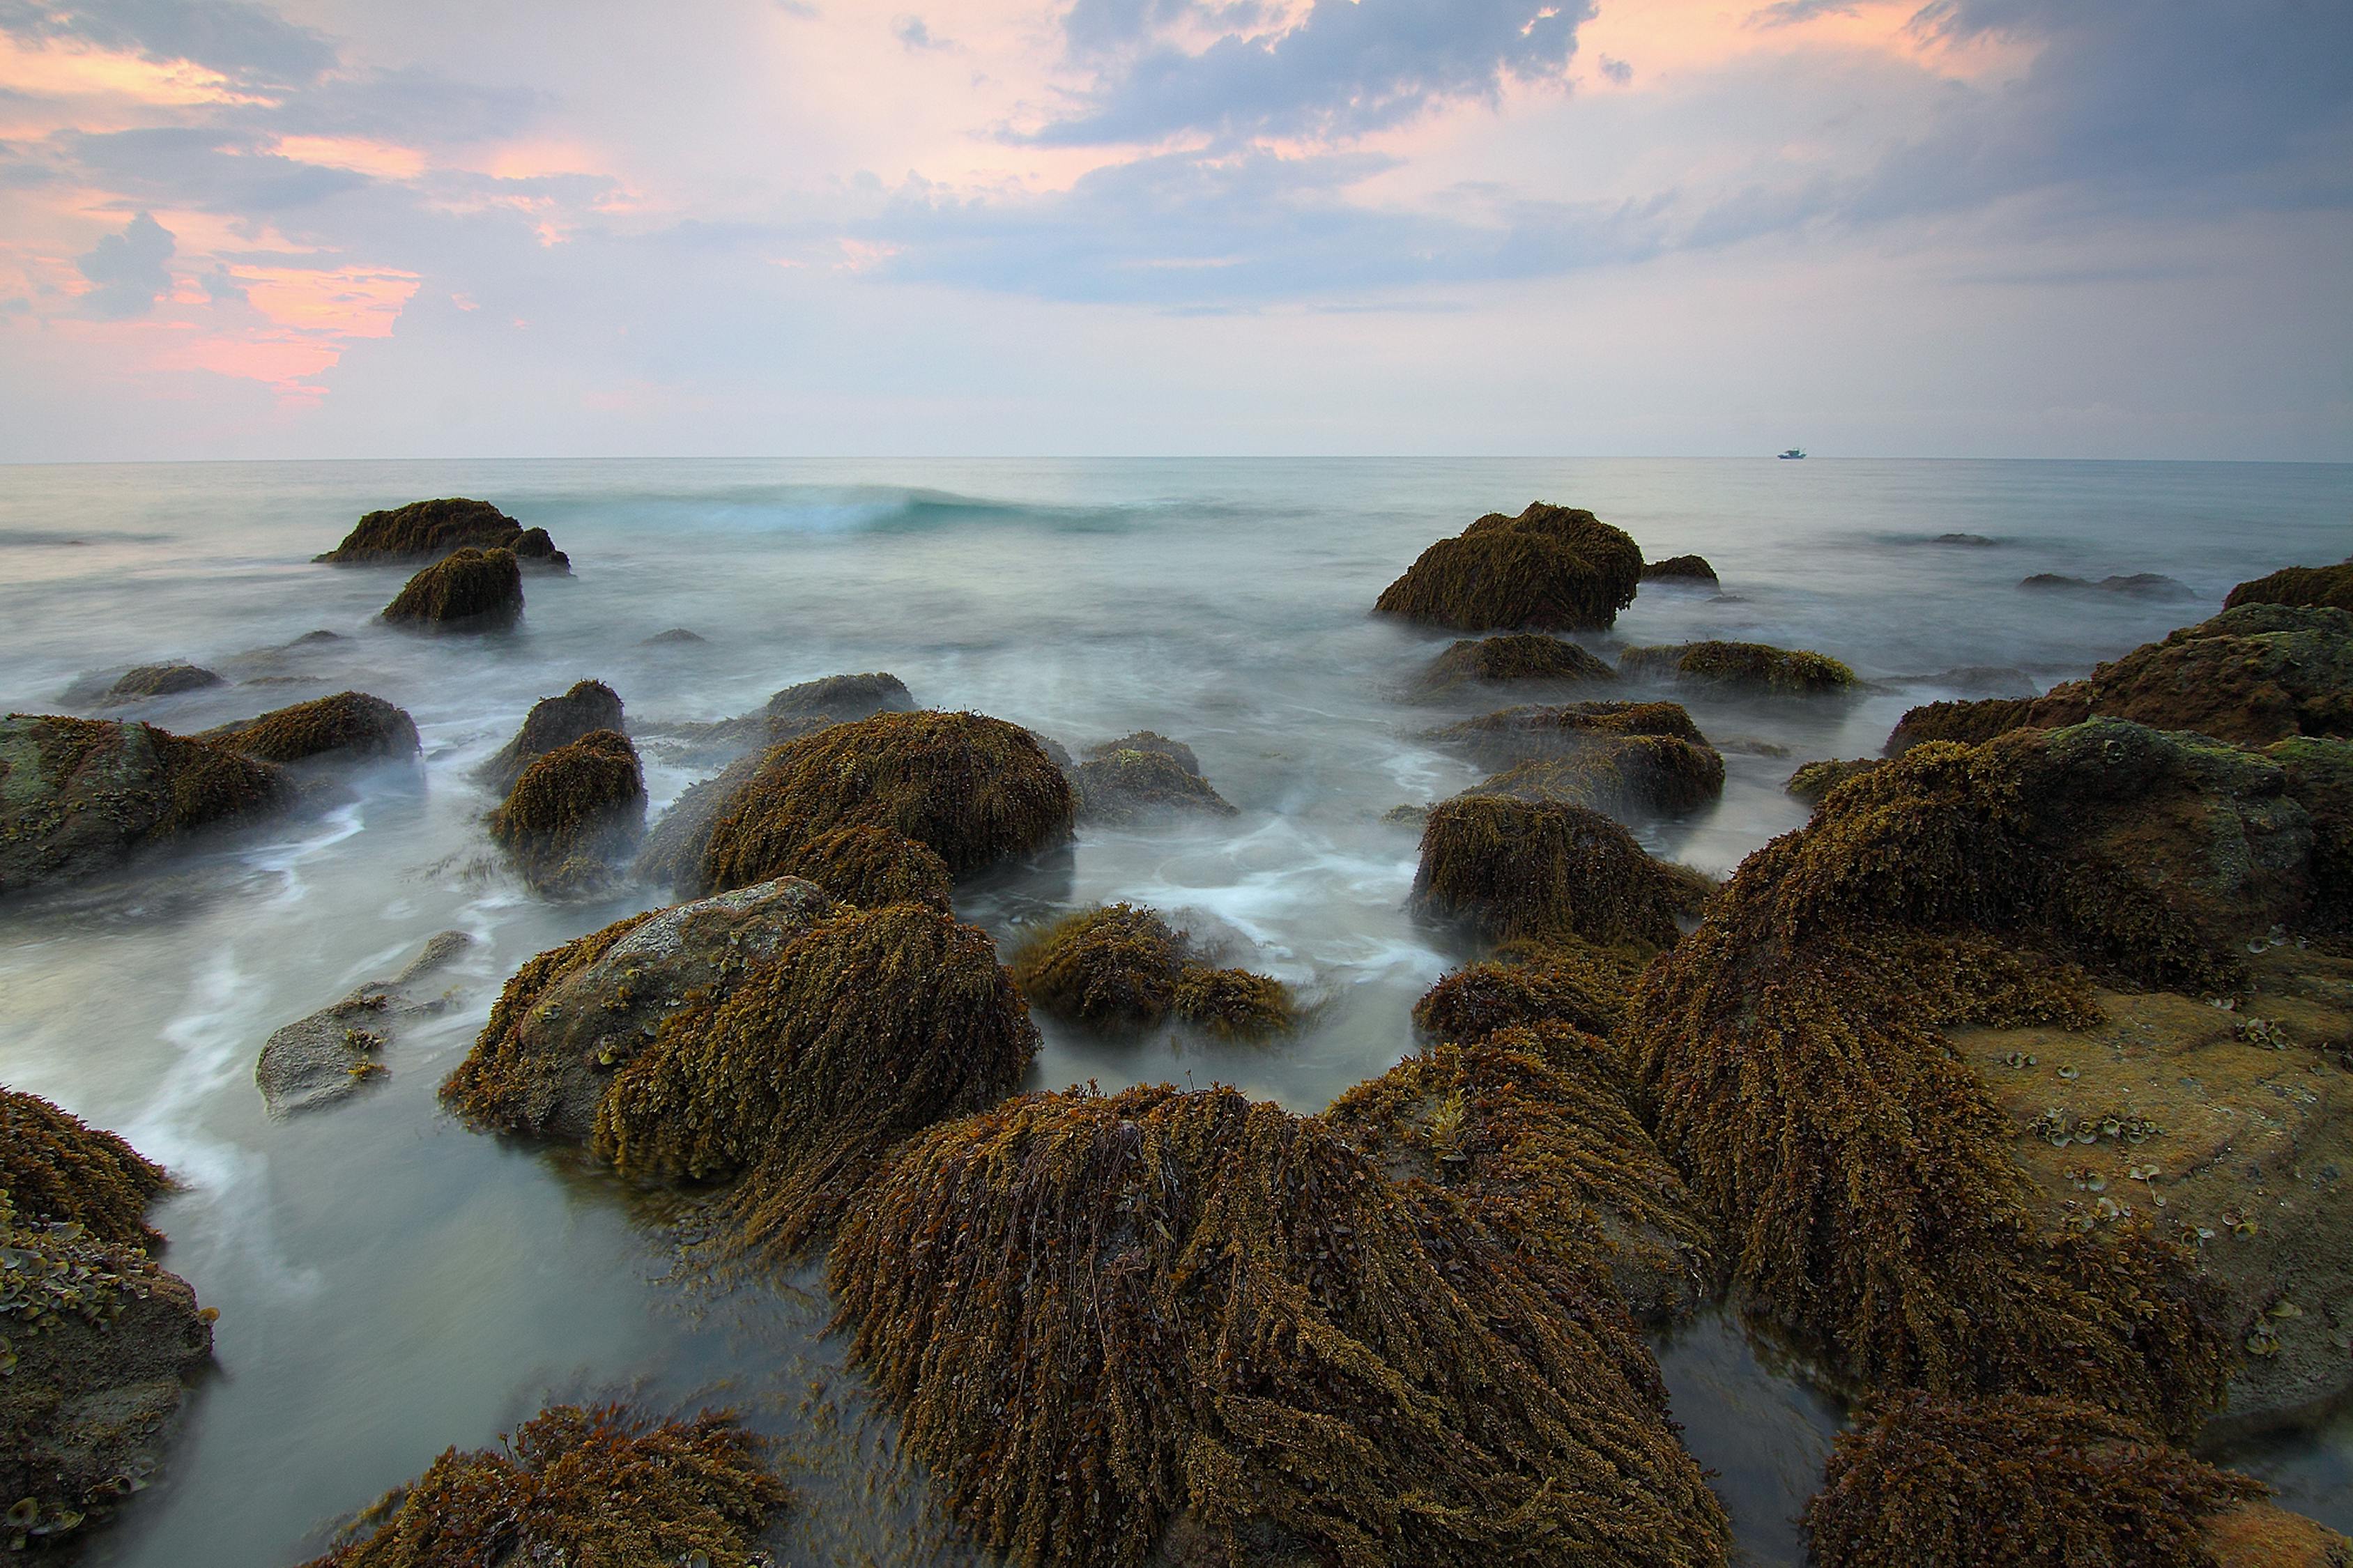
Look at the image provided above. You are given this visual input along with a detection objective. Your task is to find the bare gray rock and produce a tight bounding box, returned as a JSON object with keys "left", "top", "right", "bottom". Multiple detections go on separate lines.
{"left": 254, "top": 931, "right": 474, "bottom": 1116}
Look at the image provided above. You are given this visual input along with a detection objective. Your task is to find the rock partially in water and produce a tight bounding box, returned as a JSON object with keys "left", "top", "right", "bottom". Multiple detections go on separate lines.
{"left": 1630, "top": 719, "right": 2336, "bottom": 1440}
{"left": 199, "top": 691, "right": 420, "bottom": 767}
{"left": 2227, "top": 560, "right": 2353, "bottom": 614}
{"left": 254, "top": 931, "right": 473, "bottom": 1116}
{"left": 379, "top": 546, "right": 523, "bottom": 631}
{"left": 638, "top": 671, "right": 916, "bottom": 766}
{"left": 833, "top": 1083, "right": 1730, "bottom": 1568}
{"left": 1786, "top": 757, "right": 1882, "bottom": 805}
{"left": 1375, "top": 502, "right": 1644, "bottom": 633}
{"left": 641, "top": 626, "right": 706, "bottom": 645}
{"left": 698, "top": 710, "right": 1073, "bottom": 896}
{"left": 1620, "top": 640, "right": 1858, "bottom": 695}
{"left": 1071, "top": 736, "right": 1236, "bottom": 824}
{"left": 1802, "top": 1392, "right": 2285, "bottom": 1568}
{"left": 486, "top": 730, "right": 645, "bottom": 898}
{"left": 1413, "top": 794, "right": 1714, "bottom": 945}
{"left": 443, "top": 887, "right": 1036, "bottom": 1256}
{"left": 2020, "top": 571, "right": 2198, "bottom": 600}
{"left": 1929, "top": 532, "right": 1998, "bottom": 546}
{"left": 1641, "top": 554, "right": 1719, "bottom": 584}
{"left": 99, "top": 664, "right": 223, "bottom": 705}
{"left": 1009, "top": 902, "right": 1296, "bottom": 1037}
{"left": 298, "top": 1405, "right": 788, "bottom": 1568}
{"left": 631, "top": 750, "right": 763, "bottom": 893}
{"left": 1410, "top": 633, "right": 1616, "bottom": 698}
{"left": 0, "top": 1091, "right": 211, "bottom": 1552}
{"left": 476, "top": 679, "right": 625, "bottom": 793}
{"left": 1413, "top": 935, "right": 1643, "bottom": 1042}
{"left": 0, "top": 715, "right": 293, "bottom": 897}
{"left": 1886, "top": 606, "right": 2353, "bottom": 754}
{"left": 315, "top": 497, "right": 567, "bottom": 569}
{"left": 1431, "top": 700, "right": 1725, "bottom": 816}
{"left": 1323, "top": 1031, "right": 1719, "bottom": 1321}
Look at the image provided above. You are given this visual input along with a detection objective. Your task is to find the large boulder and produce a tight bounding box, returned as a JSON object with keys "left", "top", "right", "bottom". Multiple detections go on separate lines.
{"left": 0, "top": 1091, "right": 212, "bottom": 1551}
{"left": 2226, "top": 560, "right": 2353, "bottom": 613}
{"left": 199, "top": 692, "right": 419, "bottom": 767}
{"left": 1375, "top": 502, "right": 1643, "bottom": 632}
{"left": 1411, "top": 794, "right": 1713, "bottom": 945}
{"left": 1628, "top": 719, "right": 2341, "bottom": 1441}
{"left": 1641, "top": 554, "right": 1718, "bottom": 584}
{"left": 380, "top": 547, "right": 523, "bottom": 631}
{"left": 1429, "top": 701, "right": 1725, "bottom": 816}
{"left": 441, "top": 884, "right": 1036, "bottom": 1256}
{"left": 1886, "top": 606, "right": 2353, "bottom": 755}
{"left": 696, "top": 710, "right": 1073, "bottom": 897}
{"left": 0, "top": 715, "right": 292, "bottom": 897}
{"left": 98, "top": 664, "right": 222, "bottom": 705}
{"left": 254, "top": 931, "right": 473, "bottom": 1116}
{"left": 1409, "top": 633, "right": 1616, "bottom": 698}
{"left": 1009, "top": 902, "right": 1295, "bottom": 1037}
{"left": 298, "top": 1405, "right": 787, "bottom": 1568}
{"left": 486, "top": 730, "right": 646, "bottom": 898}
{"left": 832, "top": 1083, "right": 1730, "bottom": 1568}
{"left": 315, "top": 498, "right": 567, "bottom": 569}
{"left": 1619, "top": 640, "right": 1858, "bottom": 695}
{"left": 475, "top": 679, "right": 625, "bottom": 794}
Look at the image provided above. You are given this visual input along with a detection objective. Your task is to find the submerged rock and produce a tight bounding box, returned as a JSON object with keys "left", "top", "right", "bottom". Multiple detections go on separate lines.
{"left": 1641, "top": 554, "right": 1719, "bottom": 584}
{"left": 642, "top": 626, "right": 706, "bottom": 645}
{"left": 2019, "top": 571, "right": 2198, "bottom": 600}
{"left": 1804, "top": 1392, "right": 2284, "bottom": 1568}
{"left": 1009, "top": 902, "right": 1296, "bottom": 1037}
{"left": 199, "top": 691, "right": 419, "bottom": 767}
{"left": 640, "top": 671, "right": 917, "bottom": 765}
{"left": 1376, "top": 502, "right": 1644, "bottom": 633}
{"left": 0, "top": 714, "right": 292, "bottom": 897}
{"left": 0, "top": 1091, "right": 211, "bottom": 1551}
{"left": 443, "top": 886, "right": 1036, "bottom": 1256}
{"left": 832, "top": 1083, "right": 1730, "bottom": 1568}
{"left": 1410, "top": 633, "right": 1616, "bottom": 698}
{"left": 1430, "top": 701, "right": 1726, "bottom": 816}
{"left": 1324, "top": 1031, "right": 1717, "bottom": 1321}
{"left": 1629, "top": 719, "right": 2340, "bottom": 1440}
{"left": 696, "top": 710, "right": 1073, "bottom": 897}
{"left": 380, "top": 546, "right": 523, "bottom": 631}
{"left": 1785, "top": 757, "right": 1882, "bottom": 805}
{"left": 298, "top": 1404, "right": 788, "bottom": 1568}
{"left": 1885, "top": 605, "right": 2353, "bottom": 754}
{"left": 315, "top": 497, "right": 567, "bottom": 569}
{"left": 1619, "top": 640, "right": 1858, "bottom": 694}
{"left": 99, "top": 664, "right": 222, "bottom": 705}
{"left": 254, "top": 932, "right": 473, "bottom": 1116}
{"left": 1072, "top": 732, "right": 1236, "bottom": 824}
{"left": 1412, "top": 794, "right": 1714, "bottom": 945}
{"left": 2226, "top": 560, "right": 2353, "bottom": 614}
{"left": 476, "top": 679, "right": 625, "bottom": 794}
{"left": 486, "top": 730, "right": 645, "bottom": 898}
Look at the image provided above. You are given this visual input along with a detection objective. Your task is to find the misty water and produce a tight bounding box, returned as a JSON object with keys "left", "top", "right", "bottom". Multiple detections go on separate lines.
{"left": 3, "top": 456, "right": 2350, "bottom": 1565}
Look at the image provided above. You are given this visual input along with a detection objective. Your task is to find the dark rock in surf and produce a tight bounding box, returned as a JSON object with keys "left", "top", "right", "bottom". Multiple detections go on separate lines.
{"left": 1619, "top": 640, "right": 1857, "bottom": 695}
{"left": 1376, "top": 503, "right": 1644, "bottom": 633}
{"left": 486, "top": 730, "right": 646, "bottom": 898}
{"left": 2018, "top": 572, "right": 2196, "bottom": 600}
{"left": 316, "top": 498, "right": 568, "bottom": 570}
{"left": 1073, "top": 732, "right": 1236, "bottom": 824}
{"left": 99, "top": 664, "right": 222, "bottom": 705}
{"left": 1641, "top": 555, "right": 1718, "bottom": 584}
{"left": 254, "top": 931, "right": 473, "bottom": 1116}
{"left": 1411, "top": 634, "right": 1616, "bottom": 698}
{"left": 380, "top": 547, "right": 523, "bottom": 631}
{"left": 477, "top": 679, "right": 625, "bottom": 793}
{"left": 1411, "top": 794, "right": 1713, "bottom": 945}
{"left": 199, "top": 691, "right": 419, "bottom": 767}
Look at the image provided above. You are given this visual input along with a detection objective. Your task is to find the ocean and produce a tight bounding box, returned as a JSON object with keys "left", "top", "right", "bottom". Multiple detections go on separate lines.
{"left": 3, "top": 456, "right": 2348, "bottom": 1565}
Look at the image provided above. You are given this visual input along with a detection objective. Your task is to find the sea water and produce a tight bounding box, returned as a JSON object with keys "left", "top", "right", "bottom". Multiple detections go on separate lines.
{"left": 1, "top": 456, "right": 2347, "bottom": 1565}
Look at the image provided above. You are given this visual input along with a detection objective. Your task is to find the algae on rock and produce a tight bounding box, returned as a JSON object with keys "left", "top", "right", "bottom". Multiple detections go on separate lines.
{"left": 1009, "top": 902, "right": 1296, "bottom": 1037}
{"left": 200, "top": 691, "right": 420, "bottom": 767}
{"left": 1376, "top": 502, "right": 1644, "bottom": 633}
{"left": 1412, "top": 794, "right": 1714, "bottom": 946}
{"left": 316, "top": 497, "right": 567, "bottom": 569}
{"left": 2225, "top": 560, "right": 2353, "bottom": 614}
{"left": 1620, "top": 640, "right": 1857, "bottom": 695}
{"left": 1410, "top": 634, "right": 1616, "bottom": 698}
{"left": 486, "top": 729, "right": 646, "bottom": 897}
{"left": 380, "top": 546, "right": 523, "bottom": 631}
{"left": 477, "top": 679, "right": 624, "bottom": 793}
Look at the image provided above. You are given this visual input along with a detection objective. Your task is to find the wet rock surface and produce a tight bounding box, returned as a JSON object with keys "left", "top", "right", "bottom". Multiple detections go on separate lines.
{"left": 1376, "top": 502, "right": 1644, "bottom": 632}
{"left": 99, "top": 664, "right": 223, "bottom": 705}
{"left": 199, "top": 691, "right": 420, "bottom": 767}
{"left": 477, "top": 679, "right": 625, "bottom": 793}
{"left": 1071, "top": 731, "right": 1237, "bottom": 823}
{"left": 254, "top": 931, "right": 474, "bottom": 1116}
{"left": 316, "top": 497, "right": 567, "bottom": 569}
{"left": 380, "top": 546, "right": 524, "bottom": 631}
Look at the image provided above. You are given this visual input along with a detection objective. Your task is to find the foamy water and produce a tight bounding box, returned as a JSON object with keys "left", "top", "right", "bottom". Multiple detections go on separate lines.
{"left": 3, "top": 456, "right": 2348, "bottom": 1565}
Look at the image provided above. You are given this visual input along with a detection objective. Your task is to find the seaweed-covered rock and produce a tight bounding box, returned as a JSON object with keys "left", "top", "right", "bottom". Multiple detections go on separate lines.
{"left": 316, "top": 498, "right": 567, "bottom": 569}
{"left": 631, "top": 752, "right": 765, "bottom": 893}
{"left": 765, "top": 671, "right": 915, "bottom": 739}
{"left": 99, "top": 664, "right": 222, "bottom": 705}
{"left": 1412, "top": 794, "right": 1713, "bottom": 945}
{"left": 1375, "top": 502, "right": 1644, "bottom": 632}
{"left": 697, "top": 711, "right": 1073, "bottom": 895}
{"left": 1428, "top": 699, "right": 1707, "bottom": 768}
{"left": 1785, "top": 757, "right": 1882, "bottom": 805}
{"left": 1324, "top": 1033, "right": 1717, "bottom": 1320}
{"left": 0, "top": 714, "right": 293, "bottom": 896}
{"left": 2226, "top": 560, "right": 2353, "bottom": 614}
{"left": 832, "top": 1083, "right": 1730, "bottom": 1568}
{"left": 199, "top": 692, "right": 420, "bottom": 767}
{"left": 486, "top": 730, "right": 645, "bottom": 897}
{"left": 1956, "top": 942, "right": 2353, "bottom": 1437}
{"left": 254, "top": 932, "right": 472, "bottom": 1116}
{"left": 1886, "top": 606, "right": 2353, "bottom": 755}
{"left": 1073, "top": 744, "right": 1237, "bottom": 824}
{"left": 2271, "top": 736, "right": 2353, "bottom": 934}
{"left": 0, "top": 1096, "right": 211, "bottom": 1550}
{"left": 1410, "top": 634, "right": 1616, "bottom": 698}
{"left": 445, "top": 891, "right": 1037, "bottom": 1256}
{"left": 1412, "top": 936, "right": 1641, "bottom": 1043}
{"left": 750, "top": 823, "right": 953, "bottom": 909}
{"left": 2020, "top": 572, "right": 2196, "bottom": 600}
{"left": 1429, "top": 700, "right": 1726, "bottom": 816}
{"left": 300, "top": 1404, "right": 788, "bottom": 1568}
{"left": 1803, "top": 1394, "right": 2274, "bottom": 1568}
{"left": 1620, "top": 640, "right": 1857, "bottom": 694}
{"left": 1011, "top": 903, "right": 1296, "bottom": 1037}
{"left": 1628, "top": 719, "right": 2336, "bottom": 1438}
{"left": 476, "top": 679, "right": 625, "bottom": 793}
{"left": 381, "top": 547, "right": 523, "bottom": 631}
{"left": 1641, "top": 555, "right": 1718, "bottom": 583}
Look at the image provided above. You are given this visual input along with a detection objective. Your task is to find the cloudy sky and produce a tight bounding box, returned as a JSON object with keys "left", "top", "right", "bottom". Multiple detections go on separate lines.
{"left": 0, "top": 0, "right": 2346, "bottom": 459}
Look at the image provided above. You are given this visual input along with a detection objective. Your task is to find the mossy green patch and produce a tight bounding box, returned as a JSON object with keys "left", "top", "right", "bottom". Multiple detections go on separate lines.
{"left": 0, "top": 1087, "right": 172, "bottom": 1250}
{"left": 200, "top": 691, "right": 419, "bottom": 765}
{"left": 1620, "top": 640, "right": 1857, "bottom": 694}
{"left": 2225, "top": 560, "right": 2353, "bottom": 614}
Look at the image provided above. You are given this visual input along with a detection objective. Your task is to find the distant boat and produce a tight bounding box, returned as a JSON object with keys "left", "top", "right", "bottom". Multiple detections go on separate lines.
{"left": 1778, "top": 448, "right": 1807, "bottom": 459}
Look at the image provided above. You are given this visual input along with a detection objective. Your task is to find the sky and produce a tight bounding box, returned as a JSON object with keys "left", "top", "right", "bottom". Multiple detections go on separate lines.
{"left": 0, "top": 0, "right": 2347, "bottom": 460}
